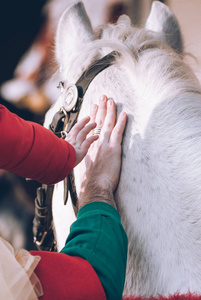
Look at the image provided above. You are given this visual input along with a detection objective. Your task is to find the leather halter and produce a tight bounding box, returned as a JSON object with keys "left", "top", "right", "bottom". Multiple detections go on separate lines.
{"left": 33, "top": 51, "right": 118, "bottom": 251}
{"left": 49, "top": 51, "right": 117, "bottom": 138}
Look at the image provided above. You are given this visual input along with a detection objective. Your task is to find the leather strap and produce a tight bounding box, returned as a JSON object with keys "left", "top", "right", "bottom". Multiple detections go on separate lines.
{"left": 33, "top": 185, "right": 57, "bottom": 251}
{"left": 68, "top": 171, "right": 78, "bottom": 215}
{"left": 76, "top": 51, "right": 117, "bottom": 97}
{"left": 49, "top": 110, "right": 67, "bottom": 138}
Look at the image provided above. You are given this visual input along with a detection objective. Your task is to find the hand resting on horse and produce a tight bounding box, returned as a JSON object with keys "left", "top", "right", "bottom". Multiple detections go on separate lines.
{"left": 65, "top": 115, "right": 99, "bottom": 167}
{"left": 78, "top": 95, "right": 127, "bottom": 210}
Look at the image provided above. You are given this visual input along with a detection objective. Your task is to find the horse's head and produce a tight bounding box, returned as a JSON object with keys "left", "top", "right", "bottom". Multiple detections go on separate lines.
{"left": 45, "top": 0, "right": 197, "bottom": 194}
{"left": 45, "top": 1, "right": 201, "bottom": 297}
{"left": 55, "top": 0, "right": 183, "bottom": 68}
{"left": 47, "top": 0, "right": 199, "bottom": 122}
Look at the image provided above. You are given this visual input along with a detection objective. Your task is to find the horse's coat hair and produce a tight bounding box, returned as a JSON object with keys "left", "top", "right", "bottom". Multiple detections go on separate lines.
{"left": 44, "top": 1, "right": 201, "bottom": 297}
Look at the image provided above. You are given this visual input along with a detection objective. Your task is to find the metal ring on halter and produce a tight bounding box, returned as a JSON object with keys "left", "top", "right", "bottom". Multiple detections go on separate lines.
{"left": 93, "top": 128, "right": 102, "bottom": 135}
{"left": 63, "top": 84, "right": 78, "bottom": 112}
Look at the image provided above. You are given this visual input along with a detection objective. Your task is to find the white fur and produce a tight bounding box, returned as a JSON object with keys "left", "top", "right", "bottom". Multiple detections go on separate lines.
{"left": 44, "top": 1, "right": 201, "bottom": 297}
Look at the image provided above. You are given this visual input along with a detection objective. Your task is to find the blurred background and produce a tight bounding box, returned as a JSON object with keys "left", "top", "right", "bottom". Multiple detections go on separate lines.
{"left": 0, "top": 0, "right": 200, "bottom": 252}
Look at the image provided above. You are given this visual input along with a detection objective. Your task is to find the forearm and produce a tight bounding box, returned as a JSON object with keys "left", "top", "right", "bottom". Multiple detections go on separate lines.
{"left": 61, "top": 202, "right": 128, "bottom": 300}
{"left": 0, "top": 105, "right": 76, "bottom": 184}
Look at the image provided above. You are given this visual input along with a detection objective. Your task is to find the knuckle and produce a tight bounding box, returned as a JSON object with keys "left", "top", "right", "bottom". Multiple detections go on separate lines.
{"left": 106, "top": 122, "right": 113, "bottom": 128}
{"left": 114, "top": 127, "right": 122, "bottom": 135}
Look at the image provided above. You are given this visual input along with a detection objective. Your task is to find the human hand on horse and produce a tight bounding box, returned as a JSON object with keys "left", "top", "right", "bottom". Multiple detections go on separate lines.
{"left": 78, "top": 95, "right": 127, "bottom": 210}
{"left": 65, "top": 116, "right": 99, "bottom": 167}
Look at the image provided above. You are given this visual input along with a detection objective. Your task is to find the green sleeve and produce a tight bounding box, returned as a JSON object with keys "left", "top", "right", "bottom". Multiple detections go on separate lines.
{"left": 60, "top": 202, "right": 128, "bottom": 300}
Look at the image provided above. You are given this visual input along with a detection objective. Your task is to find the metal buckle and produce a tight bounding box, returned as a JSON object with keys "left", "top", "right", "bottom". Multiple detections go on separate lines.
{"left": 34, "top": 231, "right": 48, "bottom": 247}
{"left": 33, "top": 227, "right": 57, "bottom": 251}
{"left": 62, "top": 84, "right": 78, "bottom": 112}
{"left": 57, "top": 81, "right": 65, "bottom": 92}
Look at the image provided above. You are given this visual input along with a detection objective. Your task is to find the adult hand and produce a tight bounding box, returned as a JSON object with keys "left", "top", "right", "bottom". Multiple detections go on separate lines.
{"left": 78, "top": 95, "right": 127, "bottom": 209}
{"left": 65, "top": 116, "right": 98, "bottom": 166}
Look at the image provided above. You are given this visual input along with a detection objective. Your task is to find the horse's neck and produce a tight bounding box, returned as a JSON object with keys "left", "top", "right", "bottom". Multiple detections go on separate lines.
{"left": 80, "top": 57, "right": 201, "bottom": 296}
{"left": 118, "top": 91, "right": 201, "bottom": 296}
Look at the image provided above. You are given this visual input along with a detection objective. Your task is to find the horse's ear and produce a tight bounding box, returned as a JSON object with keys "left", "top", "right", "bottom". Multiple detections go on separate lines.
{"left": 145, "top": 1, "right": 183, "bottom": 54}
{"left": 55, "top": 1, "right": 95, "bottom": 66}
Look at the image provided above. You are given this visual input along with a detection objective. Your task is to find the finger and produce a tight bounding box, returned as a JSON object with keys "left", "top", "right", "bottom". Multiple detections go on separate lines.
{"left": 68, "top": 116, "right": 90, "bottom": 138}
{"left": 90, "top": 104, "right": 98, "bottom": 124}
{"left": 88, "top": 104, "right": 98, "bottom": 138}
{"left": 79, "top": 135, "right": 99, "bottom": 160}
{"left": 75, "top": 135, "right": 99, "bottom": 166}
{"left": 100, "top": 99, "right": 116, "bottom": 142}
{"left": 95, "top": 95, "right": 108, "bottom": 128}
{"left": 76, "top": 122, "right": 97, "bottom": 145}
{"left": 110, "top": 112, "right": 127, "bottom": 145}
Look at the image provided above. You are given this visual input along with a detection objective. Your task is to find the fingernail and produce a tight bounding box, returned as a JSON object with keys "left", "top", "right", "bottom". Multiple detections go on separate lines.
{"left": 100, "top": 95, "right": 106, "bottom": 102}
{"left": 122, "top": 112, "right": 127, "bottom": 118}
{"left": 108, "top": 99, "right": 113, "bottom": 106}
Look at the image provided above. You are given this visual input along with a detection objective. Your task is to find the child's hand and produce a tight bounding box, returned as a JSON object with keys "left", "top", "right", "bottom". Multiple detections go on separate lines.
{"left": 65, "top": 116, "right": 99, "bottom": 166}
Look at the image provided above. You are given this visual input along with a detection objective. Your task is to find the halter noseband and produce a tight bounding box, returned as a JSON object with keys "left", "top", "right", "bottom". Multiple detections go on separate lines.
{"left": 33, "top": 51, "right": 118, "bottom": 251}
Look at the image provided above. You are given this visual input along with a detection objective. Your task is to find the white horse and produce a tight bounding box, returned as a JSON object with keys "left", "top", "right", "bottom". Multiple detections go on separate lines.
{"left": 44, "top": 1, "right": 201, "bottom": 297}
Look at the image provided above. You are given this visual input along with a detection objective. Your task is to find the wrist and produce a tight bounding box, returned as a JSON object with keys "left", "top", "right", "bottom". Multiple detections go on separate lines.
{"left": 78, "top": 181, "right": 116, "bottom": 210}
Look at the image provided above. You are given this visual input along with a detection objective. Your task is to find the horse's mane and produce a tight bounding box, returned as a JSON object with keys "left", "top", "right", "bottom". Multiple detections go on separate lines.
{"left": 62, "top": 17, "right": 201, "bottom": 109}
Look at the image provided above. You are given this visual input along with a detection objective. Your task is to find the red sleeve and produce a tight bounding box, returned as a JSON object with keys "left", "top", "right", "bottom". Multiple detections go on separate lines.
{"left": 30, "top": 251, "right": 106, "bottom": 300}
{"left": 0, "top": 105, "right": 76, "bottom": 185}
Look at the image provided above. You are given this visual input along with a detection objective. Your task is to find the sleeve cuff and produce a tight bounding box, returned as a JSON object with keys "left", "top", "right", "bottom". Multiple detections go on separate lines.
{"left": 78, "top": 202, "right": 121, "bottom": 224}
